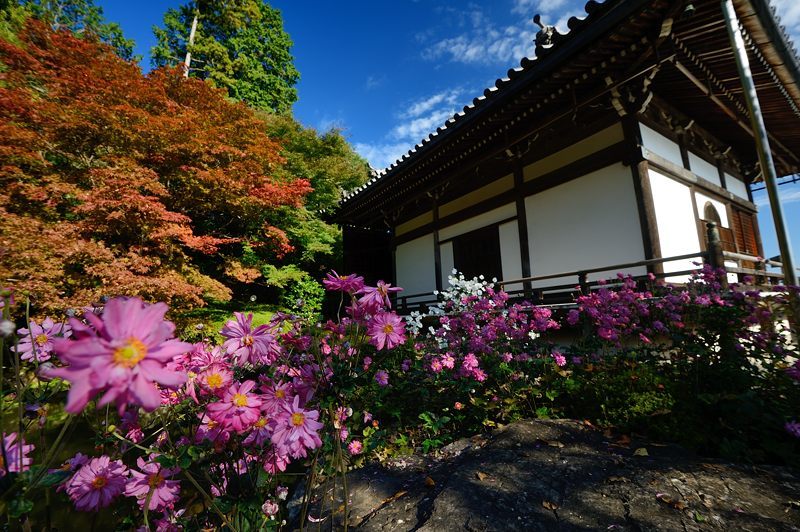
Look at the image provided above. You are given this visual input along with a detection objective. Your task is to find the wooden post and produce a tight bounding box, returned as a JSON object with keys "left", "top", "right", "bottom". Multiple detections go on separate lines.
{"left": 705, "top": 222, "right": 729, "bottom": 290}
{"left": 578, "top": 272, "right": 589, "bottom": 295}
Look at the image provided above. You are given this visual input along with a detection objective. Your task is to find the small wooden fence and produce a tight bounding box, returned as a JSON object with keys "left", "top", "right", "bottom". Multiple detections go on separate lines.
{"left": 394, "top": 223, "right": 798, "bottom": 314}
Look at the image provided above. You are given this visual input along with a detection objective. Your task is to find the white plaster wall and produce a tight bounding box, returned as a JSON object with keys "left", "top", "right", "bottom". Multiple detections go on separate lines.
{"left": 440, "top": 241, "right": 454, "bottom": 284}
{"left": 649, "top": 169, "right": 702, "bottom": 279}
{"left": 725, "top": 173, "right": 749, "bottom": 200}
{"left": 525, "top": 163, "right": 646, "bottom": 288}
{"left": 395, "top": 234, "right": 436, "bottom": 300}
{"left": 688, "top": 152, "right": 721, "bottom": 187}
{"left": 694, "top": 192, "right": 729, "bottom": 228}
{"left": 499, "top": 221, "right": 523, "bottom": 290}
{"left": 640, "top": 123, "right": 683, "bottom": 168}
{"left": 438, "top": 203, "right": 516, "bottom": 241}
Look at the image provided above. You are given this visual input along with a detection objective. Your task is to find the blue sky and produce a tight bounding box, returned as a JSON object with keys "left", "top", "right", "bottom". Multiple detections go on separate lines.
{"left": 98, "top": 0, "right": 800, "bottom": 266}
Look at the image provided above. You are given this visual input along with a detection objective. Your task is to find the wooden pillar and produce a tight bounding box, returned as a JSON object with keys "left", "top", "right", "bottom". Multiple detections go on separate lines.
{"left": 513, "top": 161, "right": 532, "bottom": 297}
{"left": 622, "top": 118, "right": 662, "bottom": 275}
{"left": 705, "top": 222, "right": 729, "bottom": 290}
{"left": 432, "top": 198, "right": 443, "bottom": 292}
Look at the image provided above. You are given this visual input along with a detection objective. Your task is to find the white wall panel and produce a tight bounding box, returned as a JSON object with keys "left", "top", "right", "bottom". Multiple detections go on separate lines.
{"left": 499, "top": 221, "right": 523, "bottom": 290}
{"left": 525, "top": 163, "right": 646, "bottom": 287}
{"left": 440, "top": 241, "right": 454, "bottom": 284}
{"left": 649, "top": 169, "right": 701, "bottom": 280}
{"left": 395, "top": 234, "right": 436, "bottom": 299}
{"left": 688, "top": 152, "right": 721, "bottom": 187}
{"left": 640, "top": 123, "right": 683, "bottom": 168}
{"left": 438, "top": 203, "right": 516, "bottom": 241}
{"left": 725, "top": 173, "right": 749, "bottom": 200}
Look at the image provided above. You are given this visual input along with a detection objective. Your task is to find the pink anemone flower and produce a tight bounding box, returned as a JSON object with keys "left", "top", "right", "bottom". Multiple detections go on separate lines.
{"left": 206, "top": 380, "right": 263, "bottom": 433}
{"left": 322, "top": 271, "right": 365, "bottom": 294}
{"left": 0, "top": 433, "right": 34, "bottom": 476}
{"left": 367, "top": 312, "right": 406, "bottom": 350}
{"left": 271, "top": 395, "right": 323, "bottom": 458}
{"left": 14, "top": 317, "right": 71, "bottom": 362}
{"left": 49, "top": 297, "right": 191, "bottom": 414}
{"left": 220, "top": 313, "right": 283, "bottom": 365}
{"left": 125, "top": 456, "right": 181, "bottom": 511}
{"left": 65, "top": 456, "right": 128, "bottom": 511}
{"left": 357, "top": 281, "right": 402, "bottom": 313}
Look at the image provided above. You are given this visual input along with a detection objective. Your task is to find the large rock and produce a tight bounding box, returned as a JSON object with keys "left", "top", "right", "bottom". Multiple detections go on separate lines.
{"left": 292, "top": 420, "right": 800, "bottom": 530}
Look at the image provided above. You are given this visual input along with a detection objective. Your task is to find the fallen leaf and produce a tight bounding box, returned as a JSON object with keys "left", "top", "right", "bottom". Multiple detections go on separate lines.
{"left": 424, "top": 476, "right": 436, "bottom": 488}
{"left": 475, "top": 471, "right": 488, "bottom": 481}
{"left": 542, "top": 500, "right": 559, "bottom": 511}
{"left": 634, "top": 447, "right": 649, "bottom": 457}
{"left": 608, "top": 476, "right": 630, "bottom": 483}
{"left": 616, "top": 435, "right": 632, "bottom": 447}
{"left": 656, "top": 493, "right": 687, "bottom": 511}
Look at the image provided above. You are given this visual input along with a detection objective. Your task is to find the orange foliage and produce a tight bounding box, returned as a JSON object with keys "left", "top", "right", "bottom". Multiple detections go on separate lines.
{"left": 0, "top": 21, "right": 312, "bottom": 313}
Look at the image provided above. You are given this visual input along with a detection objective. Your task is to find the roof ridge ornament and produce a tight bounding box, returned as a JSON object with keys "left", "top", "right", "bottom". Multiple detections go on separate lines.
{"left": 533, "top": 14, "right": 556, "bottom": 48}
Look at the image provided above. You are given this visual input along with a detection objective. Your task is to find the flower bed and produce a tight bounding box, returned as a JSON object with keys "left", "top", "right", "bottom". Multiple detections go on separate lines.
{"left": 0, "top": 266, "right": 797, "bottom": 529}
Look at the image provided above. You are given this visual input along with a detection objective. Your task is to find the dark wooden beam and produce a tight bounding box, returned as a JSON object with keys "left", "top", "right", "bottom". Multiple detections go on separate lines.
{"left": 513, "top": 158, "right": 532, "bottom": 297}
{"left": 622, "top": 117, "right": 662, "bottom": 275}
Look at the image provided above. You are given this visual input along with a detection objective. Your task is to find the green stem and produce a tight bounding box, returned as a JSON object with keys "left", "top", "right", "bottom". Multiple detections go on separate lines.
{"left": 183, "top": 469, "right": 239, "bottom": 532}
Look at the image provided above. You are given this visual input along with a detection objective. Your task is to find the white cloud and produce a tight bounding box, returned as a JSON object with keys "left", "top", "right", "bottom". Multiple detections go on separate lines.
{"left": 773, "top": 0, "right": 800, "bottom": 46}
{"left": 419, "top": 3, "right": 584, "bottom": 65}
{"left": 512, "top": 0, "right": 568, "bottom": 17}
{"left": 355, "top": 87, "right": 472, "bottom": 170}
{"left": 353, "top": 142, "right": 413, "bottom": 171}
{"left": 402, "top": 88, "right": 464, "bottom": 119}
{"left": 421, "top": 24, "right": 537, "bottom": 65}
{"left": 754, "top": 187, "right": 800, "bottom": 207}
{"left": 316, "top": 115, "right": 346, "bottom": 132}
{"left": 392, "top": 107, "right": 456, "bottom": 141}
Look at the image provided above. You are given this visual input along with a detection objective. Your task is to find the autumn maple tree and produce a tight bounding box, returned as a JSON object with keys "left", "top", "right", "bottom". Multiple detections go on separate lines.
{"left": 0, "top": 20, "right": 314, "bottom": 313}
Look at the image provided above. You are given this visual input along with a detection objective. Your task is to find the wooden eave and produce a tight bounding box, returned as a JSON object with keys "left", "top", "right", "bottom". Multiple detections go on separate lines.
{"left": 338, "top": 0, "right": 800, "bottom": 227}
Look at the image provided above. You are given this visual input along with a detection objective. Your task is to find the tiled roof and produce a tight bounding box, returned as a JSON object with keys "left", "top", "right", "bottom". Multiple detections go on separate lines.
{"left": 342, "top": 0, "right": 616, "bottom": 205}
{"left": 340, "top": 0, "right": 800, "bottom": 209}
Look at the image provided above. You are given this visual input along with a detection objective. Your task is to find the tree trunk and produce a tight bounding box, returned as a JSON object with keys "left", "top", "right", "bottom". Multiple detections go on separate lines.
{"left": 183, "top": 12, "right": 199, "bottom": 78}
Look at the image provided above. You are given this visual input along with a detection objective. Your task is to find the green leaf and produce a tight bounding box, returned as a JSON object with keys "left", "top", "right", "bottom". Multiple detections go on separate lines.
{"left": 156, "top": 455, "right": 177, "bottom": 468}
{"left": 8, "top": 497, "right": 33, "bottom": 518}
{"left": 39, "top": 470, "right": 72, "bottom": 487}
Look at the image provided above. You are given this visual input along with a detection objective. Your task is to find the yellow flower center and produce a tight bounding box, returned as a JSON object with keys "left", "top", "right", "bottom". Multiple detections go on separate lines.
{"left": 207, "top": 420, "right": 218, "bottom": 429}
{"left": 113, "top": 338, "right": 147, "bottom": 368}
{"left": 206, "top": 373, "right": 223, "bottom": 389}
{"left": 378, "top": 285, "right": 387, "bottom": 296}
{"left": 92, "top": 476, "right": 107, "bottom": 489}
{"left": 35, "top": 333, "right": 49, "bottom": 346}
{"left": 0, "top": 456, "right": 4, "bottom": 469}
{"left": 275, "top": 389, "right": 285, "bottom": 399}
{"left": 255, "top": 417, "right": 268, "bottom": 428}
{"left": 382, "top": 324, "right": 394, "bottom": 334}
{"left": 233, "top": 393, "right": 248, "bottom": 407}
{"left": 290, "top": 412, "right": 305, "bottom": 427}
{"left": 242, "top": 335, "right": 254, "bottom": 346}
{"left": 148, "top": 473, "right": 164, "bottom": 488}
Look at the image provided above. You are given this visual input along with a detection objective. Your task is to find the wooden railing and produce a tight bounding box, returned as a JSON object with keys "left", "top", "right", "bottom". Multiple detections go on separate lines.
{"left": 392, "top": 222, "right": 797, "bottom": 314}
{"left": 394, "top": 251, "right": 707, "bottom": 314}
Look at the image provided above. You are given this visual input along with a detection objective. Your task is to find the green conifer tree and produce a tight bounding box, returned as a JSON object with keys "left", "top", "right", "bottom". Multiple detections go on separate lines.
{"left": 152, "top": 0, "right": 299, "bottom": 114}
{"left": 19, "top": 0, "right": 135, "bottom": 60}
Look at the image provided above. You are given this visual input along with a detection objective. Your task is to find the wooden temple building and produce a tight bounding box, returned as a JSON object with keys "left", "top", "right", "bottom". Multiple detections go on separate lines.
{"left": 336, "top": 0, "right": 800, "bottom": 309}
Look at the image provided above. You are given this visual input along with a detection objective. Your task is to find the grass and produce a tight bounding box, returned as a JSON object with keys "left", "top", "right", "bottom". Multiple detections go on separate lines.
{"left": 176, "top": 301, "right": 280, "bottom": 343}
